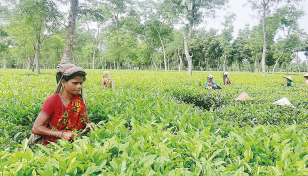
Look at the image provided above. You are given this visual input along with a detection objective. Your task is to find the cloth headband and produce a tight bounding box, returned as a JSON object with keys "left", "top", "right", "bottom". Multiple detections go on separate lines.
{"left": 61, "top": 66, "right": 75, "bottom": 75}
{"left": 56, "top": 63, "right": 86, "bottom": 76}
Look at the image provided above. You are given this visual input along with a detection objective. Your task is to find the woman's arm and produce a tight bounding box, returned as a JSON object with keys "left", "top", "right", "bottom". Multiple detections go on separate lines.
{"left": 32, "top": 113, "right": 52, "bottom": 137}
{"left": 211, "top": 81, "right": 218, "bottom": 89}
{"left": 32, "top": 113, "right": 77, "bottom": 140}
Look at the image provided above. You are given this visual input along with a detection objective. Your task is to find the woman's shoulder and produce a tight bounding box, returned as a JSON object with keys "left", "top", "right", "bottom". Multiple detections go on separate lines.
{"left": 45, "top": 94, "right": 60, "bottom": 102}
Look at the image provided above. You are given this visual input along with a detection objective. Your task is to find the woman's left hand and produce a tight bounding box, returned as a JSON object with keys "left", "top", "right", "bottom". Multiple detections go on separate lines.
{"left": 85, "top": 122, "right": 93, "bottom": 131}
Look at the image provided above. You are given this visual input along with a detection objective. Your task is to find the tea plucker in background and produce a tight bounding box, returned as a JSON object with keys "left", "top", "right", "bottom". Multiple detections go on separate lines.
{"left": 102, "top": 71, "right": 115, "bottom": 90}
{"left": 205, "top": 74, "right": 222, "bottom": 89}
{"left": 284, "top": 76, "right": 293, "bottom": 87}
{"left": 304, "top": 73, "right": 308, "bottom": 85}
{"left": 30, "top": 64, "right": 92, "bottom": 146}
{"left": 222, "top": 72, "right": 231, "bottom": 85}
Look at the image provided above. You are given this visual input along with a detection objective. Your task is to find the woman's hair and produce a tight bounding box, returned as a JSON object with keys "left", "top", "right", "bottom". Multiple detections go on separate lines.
{"left": 102, "top": 71, "right": 115, "bottom": 89}
{"left": 56, "top": 71, "right": 87, "bottom": 83}
{"left": 103, "top": 71, "right": 111, "bottom": 79}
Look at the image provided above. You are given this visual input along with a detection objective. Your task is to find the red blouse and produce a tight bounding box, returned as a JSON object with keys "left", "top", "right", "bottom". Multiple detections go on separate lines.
{"left": 40, "top": 94, "right": 68, "bottom": 127}
{"left": 102, "top": 78, "right": 107, "bottom": 86}
{"left": 40, "top": 93, "right": 87, "bottom": 145}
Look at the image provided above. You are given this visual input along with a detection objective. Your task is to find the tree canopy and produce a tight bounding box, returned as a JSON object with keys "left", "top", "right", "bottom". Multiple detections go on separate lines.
{"left": 0, "top": 0, "right": 307, "bottom": 74}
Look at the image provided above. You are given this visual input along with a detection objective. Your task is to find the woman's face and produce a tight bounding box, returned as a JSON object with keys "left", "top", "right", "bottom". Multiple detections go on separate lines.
{"left": 62, "top": 76, "right": 84, "bottom": 95}
{"left": 207, "top": 78, "right": 211, "bottom": 82}
{"left": 285, "top": 78, "right": 289, "bottom": 83}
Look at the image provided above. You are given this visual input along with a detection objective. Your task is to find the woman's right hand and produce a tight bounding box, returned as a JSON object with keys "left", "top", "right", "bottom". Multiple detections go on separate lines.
{"left": 62, "top": 132, "right": 78, "bottom": 141}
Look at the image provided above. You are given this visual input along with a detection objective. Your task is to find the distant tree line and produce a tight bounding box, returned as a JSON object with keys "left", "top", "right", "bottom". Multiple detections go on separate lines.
{"left": 0, "top": 0, "right": 307, "bottom": 75}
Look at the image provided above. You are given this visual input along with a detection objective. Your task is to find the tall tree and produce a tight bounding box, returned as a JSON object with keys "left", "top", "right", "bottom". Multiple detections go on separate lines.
{"left": 8, "top": 0, "right": 60, "bottom": 74}
{"left": 163, "top": 0, "right": 227, "bottom": 75}
{"left": 91, "top": 0, "right": 133, "bottom": 69}
{"left": 232, "top": 25, "right": 253, "bottom": 71}
{"left": 6, "top": 19, "right": 36, "bottom": 70}
{"left": 249, "top": 25, "right": 264, "bottom": 72}
{"left": 149, "top": 0, "right": 175, "bottom": 72}
{"left": 0, "top": 27, "right": 9, "bottom": 69}
{"left": 105, "top": 29, "right": 137, "bottom": 69}
{"left": 220, "top": 13, "right": 236, "bottom": 71}
{"left": 247, "top": 0, "right": 303, "bottom": 77}
{"left": 271, "top": 5, "right": 304, "bottom": 74}
{"left": 61, "top": 0, "right": 79, "bottom": 64}
{"left": 166, "top": 30, "right": 185, "bottom": 72}
{"left": 138, "top": 20, "right": 162, "bottom": 70}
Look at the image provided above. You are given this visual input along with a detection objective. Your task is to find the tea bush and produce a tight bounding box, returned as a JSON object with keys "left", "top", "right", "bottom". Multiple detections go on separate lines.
{"left": 1, "top": 69, "right": 308, "bottom": 175}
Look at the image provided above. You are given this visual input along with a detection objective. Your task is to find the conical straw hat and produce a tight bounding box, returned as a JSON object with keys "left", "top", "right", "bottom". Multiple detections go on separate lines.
{"left": 304, "top": 73, "right": 308, "bottom": 77}
{"left": 235, "top": 92, "right": 253, "bottom": 101}
{"left": 284, "top": 76, "right": 293, "bottom": 82}
{"left": 272, "top": 97, "right": 295, "bottom": 108}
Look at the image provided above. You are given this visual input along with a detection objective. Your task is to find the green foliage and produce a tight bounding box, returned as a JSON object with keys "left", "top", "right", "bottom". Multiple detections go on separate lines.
{"left": 1, "top": 70, "right": 308, "bottom": 174}
{"left": 1, "top": 0, "right": 307, "bottom": 72}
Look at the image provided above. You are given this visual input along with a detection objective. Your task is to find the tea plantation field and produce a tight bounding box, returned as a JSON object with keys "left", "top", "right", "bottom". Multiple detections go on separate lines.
{"left": 1, "top": 69, "right": 308, "bottom": 175}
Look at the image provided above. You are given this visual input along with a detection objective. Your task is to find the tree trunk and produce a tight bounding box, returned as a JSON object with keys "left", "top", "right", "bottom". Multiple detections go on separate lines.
{"left": 46, "top": 59, "right": 49, "bottom": 69}
{"left": 105, "top": 58, "right": 107, "bottom": 69}
{"left": 306, "top": 57, "right": 308, "bottom": 72}
{"left": 3, "top": 52, "right": 6, "bottom": 69}
{"left": 26, "top": 55, "right": 30, "bottom": 69}
{"left": 272, "top": 48, "right": 287, "bottom": 75}
{"left": 16, "top": 58, "right": 19, "bottom": 69}
{"left": 254, "top": 55, "right": 259, "bottom": 72}
{"left": 116, "top": 56, "right": 120, "bottom": 70}
{"left": 92, "top": 24, "right": 100, "bottom": 69}
{"left": 298, "top": 52, "right": 301, "bottom": 75}
{"left": 178, "top": 48, "right": 183, "bottom": 72}
{"left": 261, "top": 1, "right": 268, "bottom": 77}
{"left": 183, "top": 31, "right": 193, "bottom": 75}
{"left": 152, "top": 59, "right": 158, "bottom": 70}
{"left": 167, "top": 55, "right": 169, "bottom": 70}
{"left": 34, "top": 35, "right": 41, "bottom": 75}
{"left": 238, "top": 62, "right": 241, "bottom": 72}
{"left": 61, "top": 0, "right": 79, "bottom": 64}
{"left": 92, "top": 47, "right": 96, "bottom": 69}
{"left": 156, "top": 30, "right": 167, "bottom": 72}
{"left": 72, "top": 50, "right": 76, "bottom": 65}
{"left": 223, "top": 55, "right": 226, "bottom": 71}
{"left": 127, "top": 56, "right": 131, "bottom": 70}
{"left": 206, "top": 59, "right": 209, "bottom": 71}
